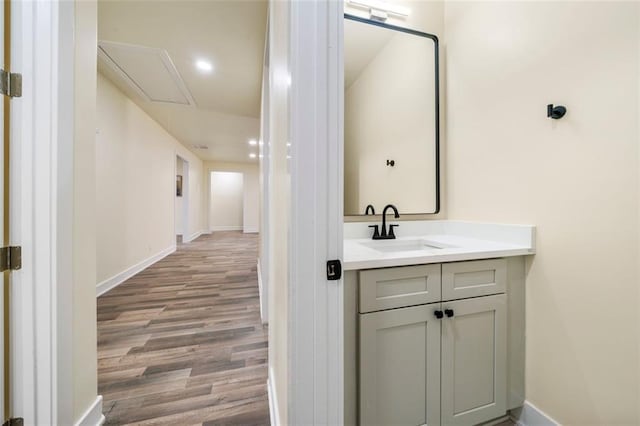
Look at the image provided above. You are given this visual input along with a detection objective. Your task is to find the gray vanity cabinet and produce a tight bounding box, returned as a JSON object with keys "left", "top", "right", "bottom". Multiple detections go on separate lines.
{"left": 359, "top": 304, "right": 441, "bottom": 426}
{"left": 346, "top": 257, "right": 523, "bottom": 426}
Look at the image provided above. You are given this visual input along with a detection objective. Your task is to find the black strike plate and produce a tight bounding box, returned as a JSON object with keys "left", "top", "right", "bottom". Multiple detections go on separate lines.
{"left": 327, "top": 259, "right": 342, "bottom": 280}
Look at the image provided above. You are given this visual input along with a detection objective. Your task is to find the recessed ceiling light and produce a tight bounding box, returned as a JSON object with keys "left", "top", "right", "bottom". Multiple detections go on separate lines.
{"left": 195, "top": 59, "right": 213, "bottom": 73}
{"left": 249, "top": 153, "right": 257, "bottom": 159}
{"left": 249, "top": 139, "right": 258, "bottom": 146}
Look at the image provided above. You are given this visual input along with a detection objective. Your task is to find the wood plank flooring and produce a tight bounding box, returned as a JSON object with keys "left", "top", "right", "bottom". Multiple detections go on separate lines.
{"left": 98, "top": 232, "right": 269, "bottom": 425}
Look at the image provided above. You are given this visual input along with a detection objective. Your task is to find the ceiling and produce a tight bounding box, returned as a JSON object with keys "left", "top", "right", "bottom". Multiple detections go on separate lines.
{"left": 344, "top": 18, "right": 395, "bottom": 89}
{"left": 97, "top": 0, "right": 267, "bottom": 162}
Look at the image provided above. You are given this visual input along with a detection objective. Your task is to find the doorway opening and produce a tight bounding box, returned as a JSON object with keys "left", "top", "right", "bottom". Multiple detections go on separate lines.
{"left": 93, "top": 1, "right": 268, "bottom": 423}
{"left": 209, "top": 171, "right": 244, "bottom": 232}
{"left": 175, "top": 155, "right": 189, "bottom": 243}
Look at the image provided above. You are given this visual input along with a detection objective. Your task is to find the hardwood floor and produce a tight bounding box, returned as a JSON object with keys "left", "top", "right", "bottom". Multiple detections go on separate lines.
{"left": 98, "top": 231, "right": 269, "bottom": 425}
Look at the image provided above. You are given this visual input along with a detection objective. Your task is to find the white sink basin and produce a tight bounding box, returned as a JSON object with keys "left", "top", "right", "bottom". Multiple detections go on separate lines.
{"left": 360, "top": 239, "right": 449, "bottom": 253}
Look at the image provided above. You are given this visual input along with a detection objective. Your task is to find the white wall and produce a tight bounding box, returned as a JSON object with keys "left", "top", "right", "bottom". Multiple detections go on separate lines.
{"left": 209, "top": 171, "right": 244, "bottom": 231}
{"left": 175, "top": 156, "right": 184, "bottom": 236}
{"left": 205, "top": 161, "right": 259, "bottom": 233}
{"left": 73, "top": 0, "right": 98, "bottom": 420}
{"left": 444, "top": 2, "right": 640, "bottom": 424}
{"left": 96, "top": 73, "right": 206, "bottom": 285}
{"left": 344, "top": 30, "right": 436, "bottom": 214}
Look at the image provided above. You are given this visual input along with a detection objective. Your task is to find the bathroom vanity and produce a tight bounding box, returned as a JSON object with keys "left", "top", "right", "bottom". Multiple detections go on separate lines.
{"left": 342, "top": 10, "right": 535, "bottom": 425}
{"left": 343, "top": 221, "right": 535, "bottom": 426}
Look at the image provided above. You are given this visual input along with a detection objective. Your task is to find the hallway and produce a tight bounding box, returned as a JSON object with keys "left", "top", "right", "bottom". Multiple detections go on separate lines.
{"left": 97, "top": 232, "right": 269, "bottom": 425}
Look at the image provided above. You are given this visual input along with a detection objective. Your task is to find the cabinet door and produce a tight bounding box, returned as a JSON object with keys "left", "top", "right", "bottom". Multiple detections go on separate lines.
{"left": 441, "top": 294, "right": 507, "bottom": 426}
{"left": 360, "top": 304, "right": 441, "bottom": 426}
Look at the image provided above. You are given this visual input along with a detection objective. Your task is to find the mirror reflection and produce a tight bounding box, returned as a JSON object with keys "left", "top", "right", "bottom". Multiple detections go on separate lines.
{"left": 344, "top": 15, "right": 439, "bottom": 216}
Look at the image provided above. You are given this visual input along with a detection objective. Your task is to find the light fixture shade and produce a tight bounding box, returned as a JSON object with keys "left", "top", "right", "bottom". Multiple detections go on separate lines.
{"left": 346, "top": 0, "right": 410, "bottom": 17}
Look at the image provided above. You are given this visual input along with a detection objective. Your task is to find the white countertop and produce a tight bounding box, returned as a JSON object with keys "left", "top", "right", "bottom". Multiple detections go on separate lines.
{"left": 343, "top": 220, "right": 535, "bottom": 270}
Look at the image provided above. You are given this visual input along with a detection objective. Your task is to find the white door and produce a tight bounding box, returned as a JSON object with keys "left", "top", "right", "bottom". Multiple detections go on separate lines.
{"left": 441, "top": 294, "right": 507, "bottom": 426}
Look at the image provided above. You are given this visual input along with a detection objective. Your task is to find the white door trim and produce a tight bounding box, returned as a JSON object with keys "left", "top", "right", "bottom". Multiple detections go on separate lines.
{"left": 288, "top": 1, "right": 344, "bottom": 424}
{"left": 10, "top": 0, "right": 69, "bottom": 424}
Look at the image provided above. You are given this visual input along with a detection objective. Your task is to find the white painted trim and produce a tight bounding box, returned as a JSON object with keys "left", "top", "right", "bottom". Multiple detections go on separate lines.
{"left": 288, "top": 1, "right": 344, "bottom": 424}
{"left": 267, "top": 368, "right": 281, "bottom": 426}
{"left": 243, "top": 227, "right": 259, "bottom": 234}
{"left": 74, "top": 395, "right": 105, "bottom": 426}
{"left": 96, "top": 245, "right": 176, "bottom": 297}
{"left": 210, "top": 225, "right": 243, "bottom": 232}
{"left": 11, "top": 1, "right": 68, "bottom": 423}
{"left": 184, "top": 229, "right": 205, "bottom": 243}
{"left": 257, "top": 259, "right": 267, "bottom": 324}
{"left": 511, "top": 401, "right": 560, "bottom": 426}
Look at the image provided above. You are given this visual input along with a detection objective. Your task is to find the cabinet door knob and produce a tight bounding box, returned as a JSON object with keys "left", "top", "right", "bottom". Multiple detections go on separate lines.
{"left": 445, "top": 309, "right": 454, "bottom": 318}
{"left": 434, "top": 310, "right": 444, "bottom": 319}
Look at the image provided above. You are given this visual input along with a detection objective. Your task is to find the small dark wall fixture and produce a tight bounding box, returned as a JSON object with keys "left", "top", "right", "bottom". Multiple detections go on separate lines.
{"left": 547, "top": 104, "right": 567, "bottom": 119}
{"left": 176, "top": 175, "right": 183, "bottom": 197}
{"left": 386, "top": 159, "right": 395, "bottom": 167}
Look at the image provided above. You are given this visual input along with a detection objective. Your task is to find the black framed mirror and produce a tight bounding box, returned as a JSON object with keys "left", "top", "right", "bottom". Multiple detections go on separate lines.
{"left": 343, "top": 14, "right": 440, "bottom": 216}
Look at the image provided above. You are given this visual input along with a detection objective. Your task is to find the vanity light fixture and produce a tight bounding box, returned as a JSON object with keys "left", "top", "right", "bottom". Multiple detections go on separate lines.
{"left": 346, "top": 0, "right": 410, "bottom": 20}
{"left": 248, "top": 139, "right": 258, "bottom": 146}
{"left": 195, "top": 59, "right": 213, "bottom": 73}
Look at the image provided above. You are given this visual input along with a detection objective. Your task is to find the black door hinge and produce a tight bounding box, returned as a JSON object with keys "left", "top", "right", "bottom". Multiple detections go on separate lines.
{"left": 326, "top": 259, "right": 342, "bottom": 281}
{"left": 3, "top": 418, "right": 24, "bottom": 426}
{"left": 0, "top": 69, "right": 22, "bottom": 98}
{"left": 0, "top": 246, "right": 21, "bottom": 272}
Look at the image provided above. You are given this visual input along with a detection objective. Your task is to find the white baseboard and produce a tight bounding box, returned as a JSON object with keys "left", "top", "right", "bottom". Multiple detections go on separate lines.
{"left": 210, "top": 225, "right": 243, "bottom": 232}
{"left": 74, "top": 395, "right": 105, "bottom": 426}
{"left": 268, "top": 368, "right": 281, "bottom": 426}
{"left": 96, "top": 245, "right": 176, "bottom": 297}
{"left": 184, "top": 229, "right": 206, "bottom": 243}
{"left": 257, "top": 259, "right": 268, "bottom": 324}
{"left": 244, "top": 227, "right": 259, "bottom": 233}
{"left": 511, "top": 401, "right": 559, "bottom": 426}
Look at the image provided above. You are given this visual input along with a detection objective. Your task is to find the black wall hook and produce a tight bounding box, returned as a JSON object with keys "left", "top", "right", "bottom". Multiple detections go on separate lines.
{"left": 386, "top": 159, "right": 395, "bottom": 167}
{"left": 547, "top": 104, "right": 567, "bottom": 119}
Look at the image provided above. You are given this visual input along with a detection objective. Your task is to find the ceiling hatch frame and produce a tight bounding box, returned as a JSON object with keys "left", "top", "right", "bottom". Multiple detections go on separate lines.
{"left": 98, "top": 40, "right": 197, "bottom": 107}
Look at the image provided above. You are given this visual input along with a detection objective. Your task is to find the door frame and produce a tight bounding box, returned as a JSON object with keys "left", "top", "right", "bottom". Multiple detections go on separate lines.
{"left": 9, "top": 0, "right": 73, "bottom": 425}
{"left": 287, "top": 1, "right": 344, "bottom": 424}
{"left": 174, "top": 154, "right": 190, "bottom": 242}
{"left": 12, "top": 0, "right": 348, "bottom": 425}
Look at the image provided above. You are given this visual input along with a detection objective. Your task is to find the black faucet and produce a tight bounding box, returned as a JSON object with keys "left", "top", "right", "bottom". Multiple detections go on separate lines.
{"left": 371, "top": 204, "right": 399, "bottom": 240}
{"left": 364, "top": 204, "right": 375, "bottom": 215}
